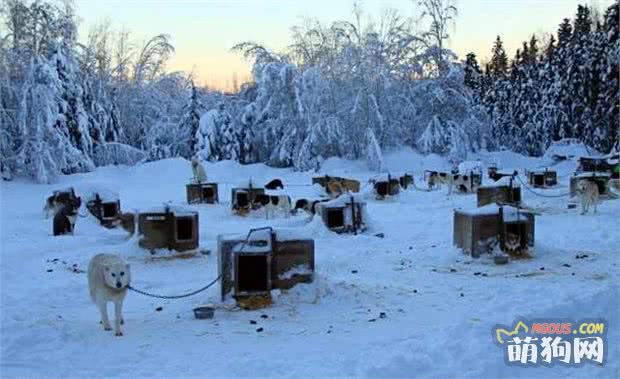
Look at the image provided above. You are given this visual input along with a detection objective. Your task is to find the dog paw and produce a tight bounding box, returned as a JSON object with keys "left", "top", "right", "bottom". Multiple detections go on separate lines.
{"left": 114, "top": 331, "right": 123, "bottom": 337}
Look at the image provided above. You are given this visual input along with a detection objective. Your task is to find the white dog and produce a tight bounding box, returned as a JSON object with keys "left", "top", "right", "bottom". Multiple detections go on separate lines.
{"left": 191, "top": 157, "right": 207, "bottom": 184}
{"left": 576, "top": 179, "right": 599, "bottom": 215}
{"left": 88, "top": 254, "right": 131, "bottom": 336}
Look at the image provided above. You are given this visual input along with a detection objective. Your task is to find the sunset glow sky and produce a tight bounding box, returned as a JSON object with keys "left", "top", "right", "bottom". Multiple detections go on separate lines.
{"left": 75, "top": 0, "right": 608, "bottom": 91}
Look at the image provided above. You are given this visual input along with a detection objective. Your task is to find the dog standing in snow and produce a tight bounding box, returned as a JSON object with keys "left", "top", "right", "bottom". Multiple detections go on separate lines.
{"left": 191, "top": 156, "right": 207, "bottom": 184}
{"left": 576, "top": 179, "right": 599, "bottom": 215}
{"left": 88, "top": 254, "right": 131, "bottom": 336}
{"left": 53, "top": 196, "right": 81, "bottom": 236}
{"left": 256, "top": 194, "right": 292, "bottom": 219}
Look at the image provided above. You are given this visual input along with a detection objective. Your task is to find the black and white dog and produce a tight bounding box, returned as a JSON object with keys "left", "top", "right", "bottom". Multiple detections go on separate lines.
{"left": 293, "top": 198, "right": 329, "bottom": 216}
{"left": 53, "top": 196, "right": 82, "bottom": 236}
{"left": 265, "top": 179, "right": 284, "bottom": 190}
{"left": 44, "top": 188, "right": 77, "bottom": 218}
{"left": 255, "top": 194, "right": 292, "bottom": 219}
{"left": 427, "top": 171, "right": 478, "bottom": 194}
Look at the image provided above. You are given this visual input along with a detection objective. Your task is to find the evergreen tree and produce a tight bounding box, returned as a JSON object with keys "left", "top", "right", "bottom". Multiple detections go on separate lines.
{"left": 557, "top": 18, "right": 573, "bottom": 46}
{"left": 463, "top": 52, "right": 482, "bottom": 91}
{"left": 489, "top": 36, "right": 509, "bottom": 77}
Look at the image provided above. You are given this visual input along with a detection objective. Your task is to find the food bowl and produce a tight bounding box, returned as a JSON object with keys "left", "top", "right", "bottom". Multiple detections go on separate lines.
{"left": 193, "top": 305, "right": 215, "bottom": 319}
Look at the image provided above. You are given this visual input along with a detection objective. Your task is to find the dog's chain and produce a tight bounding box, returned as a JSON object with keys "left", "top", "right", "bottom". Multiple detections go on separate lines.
{"left": 128, "top": 275, "right": 221, "bottom": 299}
{"left": 127, "top": 227, "right": 272, "bottom": 300}
{"left": 515, "top": 175, "right": 571, "bottom": 198}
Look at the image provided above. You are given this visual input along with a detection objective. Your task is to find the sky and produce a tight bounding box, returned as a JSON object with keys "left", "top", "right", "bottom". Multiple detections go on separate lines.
{"left": 75, "top": 0, "right": 609, "bottom": 91}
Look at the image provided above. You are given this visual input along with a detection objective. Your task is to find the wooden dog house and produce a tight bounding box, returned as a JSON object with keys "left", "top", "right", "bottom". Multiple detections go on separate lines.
{"left": 477, "top": 177, "right": 521, "bottom": 207}
{"left": 577, "top": 156, "right": 612, "bottom": 173}
{"left": 137, "top": 206, "right": 199, "bottom": 252}
{"left": 231, "top": 183, "right": 265, "bottom": 214}
{"left": 569, "top": 172, "right": 610, "bottom": 198}
{"left": 527, "top": 169, "right": 557, "bottom": 188}
{"left": 316, "top": 194, "right": 366, "bottom": 234}
{"left": 453, "top": 205, "right": 535, "bottom": 258}
{"left": 218, "top": 228, "right": 315, "bottom": 301}
{"left": 373, "top": 174, "right": 400, "bottom": 198}
{"left": 86, "top": 190, "right": 121, "bottom": 228}
{"left": 186, "top": 183, "right": 219, "bottom": 204}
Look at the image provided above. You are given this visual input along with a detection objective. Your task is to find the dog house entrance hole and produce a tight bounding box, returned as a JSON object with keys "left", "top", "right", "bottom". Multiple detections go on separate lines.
{"left": 237, "top": 192, "right": 249, "bottom": 208}
{"left": 202, "top": 186, "right": 214, "bottom": 198}
{"left": 176, "top": 217, "right": 194, "bottom": 241}
{"left": 376, "top": 182, "right": 388, "bottom": 196}
{"left": 594, "top": 179, "right": 606, "bottom": 194}
{"left": 504, "top": 222, "right": 526, "bottom": 248}
{"left": 534, "top": 174, "right": 544, "bottom": 186}
{"left": 236, "top": 254, "right": 270, "bottom": 293}
{"left": 102, "top": 203, "right": 117, "bottom": 218}
{"left": 327, "top": 208, "right": 345, "bottom": 228}
{"left": 512, "top": 188, "right": 521, "bottom": 203}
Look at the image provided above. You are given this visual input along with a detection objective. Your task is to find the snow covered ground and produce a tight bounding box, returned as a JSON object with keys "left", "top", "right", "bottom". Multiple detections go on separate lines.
{"left": 1, "top": 149, "right": 619, "bottom": 378}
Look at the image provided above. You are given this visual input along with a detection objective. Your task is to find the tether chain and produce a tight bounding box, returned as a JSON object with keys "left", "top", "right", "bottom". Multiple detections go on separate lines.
{"left": 128, "top": 275, "right": 221, "bottom": 299}
{"left": 127, "top": 227, "right": 272, "bottom": 299}
{"left": 515, "top": 175, "right": 571, "bottom": 198}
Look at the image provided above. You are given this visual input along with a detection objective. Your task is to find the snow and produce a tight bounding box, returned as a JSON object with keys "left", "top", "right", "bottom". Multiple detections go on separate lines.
{"left": 543, "top": 139, "right": 601, "bottom": 160}
{"left": 1, "top": 149, "right": 619, "bottom": 378}
{"left": 480, "top": 175, "right": 519, "bottom": 188}
{"left": 459, "top": 204, "right": 530, "bottom": 222}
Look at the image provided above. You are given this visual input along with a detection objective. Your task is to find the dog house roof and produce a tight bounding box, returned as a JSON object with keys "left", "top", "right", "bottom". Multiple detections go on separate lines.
{"left": 86, "top": 188, "right": 120, "bottom": 203}
{"left": 480, "top": 176, "right": 519, "bottom": 188}
{"left": 574, "top": 172, "right": 610, "bottom": 178}
{"left": 529, "top": 169, "right": 555, "bottom": 174}
{"left": 320, "top": 193, "right": 366, "bottom": 208}
{"left": 372, "top": 173, "right": 398, "bottom": 182}
{"left": 220, "top": 227, "right": 314, "bottom": 245}
{"left": 458, "top": 204, "right": 529, "bottom": 222}
{"left": 142, "top": 204, "right": 197, "bottom": 216}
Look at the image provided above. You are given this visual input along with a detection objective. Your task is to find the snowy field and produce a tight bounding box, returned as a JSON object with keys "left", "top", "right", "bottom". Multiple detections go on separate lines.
{"left": 1, "top": 149, "right": 619, "bottom": 378}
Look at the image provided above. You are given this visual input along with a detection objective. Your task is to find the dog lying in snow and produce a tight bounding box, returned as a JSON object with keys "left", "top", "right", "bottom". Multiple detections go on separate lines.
{"left": 88, "top": 254, "right": 131, "bottom": 337}
{"left": 255, "top": 194, "right": 292, "bottom": 219}
{"left": 44, "top": 188, "right": 78, "bottom": 218}
{"left": 53, "top": 196, "right": 82, "bottom": 236}
{"left": 265, "top": 179, "right": 284, "bottom": 190}
{"left": 191, "top": 157, "right": 207, "bottom": 184}
{"left": 576, "top": 179, "right": 599, "bottom": 215}
{"left": 427, "top": 171, "right": 478, "bottom": 194}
